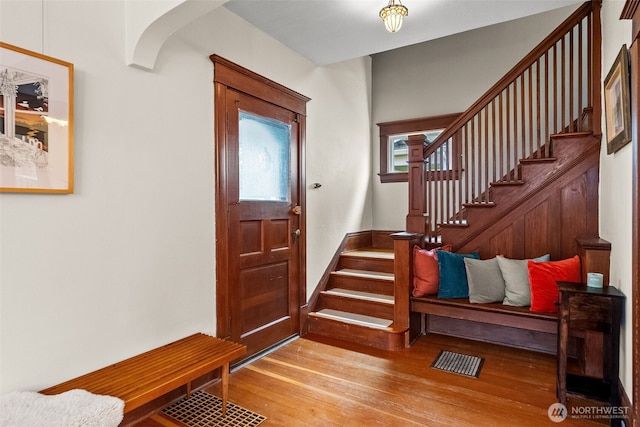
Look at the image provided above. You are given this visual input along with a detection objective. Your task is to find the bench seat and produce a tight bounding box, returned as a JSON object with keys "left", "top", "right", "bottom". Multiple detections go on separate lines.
{"left": 412, "top": 295, "right": 557, "bottom": 333}
{"left": 410, "top": 295, "right": 559, "bottom": 353}
{"left": 40, "top": 333, "right": 246, "bottom": 419}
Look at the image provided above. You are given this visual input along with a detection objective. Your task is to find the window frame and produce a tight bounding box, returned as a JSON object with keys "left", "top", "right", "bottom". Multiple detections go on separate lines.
{"left": 377, "top": 112, "right": 460, "bottom": 183}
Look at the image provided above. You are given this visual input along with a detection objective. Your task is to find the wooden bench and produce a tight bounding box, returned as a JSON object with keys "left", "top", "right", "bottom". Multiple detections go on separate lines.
{"left": 40, "top": 333, "right": 246, "bottom": 420}
{"left": 393, "top": 235, "right": 612, "bottom": 354}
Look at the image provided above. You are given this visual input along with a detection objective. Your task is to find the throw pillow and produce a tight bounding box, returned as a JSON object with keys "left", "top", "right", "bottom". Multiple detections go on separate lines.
{"left": 528, "top": 255, "right": 581, "bottom": 313}
{"left": 412, "top": 246, "right": 439, "bottom": 297}
{"left": 437, "top": 251, "right": 480, "bottom": 299}
{"left": 497, "top": 254, "right": 551, "bottom": 306}
{"left": 464, "top": 257, "right": 506, "bottom": 303}
{"left": 412, "top": 245, "right": 453, "bottom": 297}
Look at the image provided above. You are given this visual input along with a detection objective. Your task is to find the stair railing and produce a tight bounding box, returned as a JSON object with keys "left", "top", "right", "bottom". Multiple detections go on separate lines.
{"left": 406, "top": 1, "right": 602, "bottom": 242}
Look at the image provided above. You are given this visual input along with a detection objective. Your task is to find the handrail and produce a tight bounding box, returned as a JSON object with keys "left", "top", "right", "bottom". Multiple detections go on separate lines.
{"left": 424, "top": 1, "right": 596, "bottom": 160}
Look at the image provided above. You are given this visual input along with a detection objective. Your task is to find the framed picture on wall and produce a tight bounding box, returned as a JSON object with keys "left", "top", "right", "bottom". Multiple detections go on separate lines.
{"left": 604, "top": 44, "right": 631, "bottom": 155}
{"left": 0, "top": 42, "right": 74, "bottom": 193}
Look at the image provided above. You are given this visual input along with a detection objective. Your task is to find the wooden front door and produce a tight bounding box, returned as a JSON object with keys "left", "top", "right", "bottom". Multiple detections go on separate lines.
{"left": 225, "top": 89, "right": 301, "bottom": 359}
{"left": 213, "top": 55, "right": 308, "bottom": 362}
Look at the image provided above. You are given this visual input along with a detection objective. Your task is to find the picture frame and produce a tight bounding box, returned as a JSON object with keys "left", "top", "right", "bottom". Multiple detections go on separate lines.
{"left": 604, "top": 44, "right": 631, "bottom": 155}
{"left": 0, "top": 42, "right": 74, "bottom": 193}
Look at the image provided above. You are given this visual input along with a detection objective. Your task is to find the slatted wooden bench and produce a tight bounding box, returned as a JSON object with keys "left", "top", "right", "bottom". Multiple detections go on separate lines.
{"left": 40, "top": 333, "right": 246, "bottom": 419}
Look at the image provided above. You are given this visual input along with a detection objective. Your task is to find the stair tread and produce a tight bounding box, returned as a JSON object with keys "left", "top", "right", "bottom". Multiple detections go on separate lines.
{"left": 520, "top": 157, "right": 557, "bottom": 163}
{"left": 323, "top": 288, "right": 394, "bottom": 303}
{"left": 333, "top": 269, "right": 394, "bottom": 280}
{"left": 463, "top": 202, "right": 496, "bottom": 208}
{"left": 491, "top": 180, "right": 525, "bottom": 186}
{"left": 341, "top": 249, "right": 394, "bottom": 260}
{"left": 311, "top": 309, "right": 393, "bottom": 328}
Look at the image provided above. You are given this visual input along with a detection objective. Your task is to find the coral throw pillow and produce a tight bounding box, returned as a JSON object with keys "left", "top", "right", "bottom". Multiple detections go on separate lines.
{"left": 412, "top": 245, "right": 451, "bottom": 297}
{"left": 412, "top": 246, "right": 439, "bottom": 297}
{"left": 528, "top": 255, "right": 581, "bottom": 313}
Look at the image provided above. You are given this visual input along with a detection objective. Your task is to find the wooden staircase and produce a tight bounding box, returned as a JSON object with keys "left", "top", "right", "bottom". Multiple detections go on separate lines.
{"left": 305, "top": 232, "right": 408, "bottom": 350}
{"left": 439, "top": 131, "right": 601, "bottom": 257}
{"left": 304, "top": 2, "right": 603, "bottom": 350}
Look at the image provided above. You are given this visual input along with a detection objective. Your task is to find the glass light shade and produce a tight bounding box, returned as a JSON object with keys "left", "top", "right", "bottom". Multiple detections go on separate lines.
{"left": 380, "top": 1, "right": 408, "bottom": 33}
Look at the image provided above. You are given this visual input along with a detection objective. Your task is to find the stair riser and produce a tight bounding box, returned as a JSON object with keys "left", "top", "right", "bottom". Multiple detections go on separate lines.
{"left": 462, "top": 207, "right": 495, "bottom": 226}
{"left": 307, "top": 316, "right": 406, "bottom": 350}
{"left": 438, "top": 227, "right": 470, "bottom": 245}
{"left": 519, "top": 162, "right": 560, "bottom": 184}
{"left": 318, "top": 294, "right": 394, "bottom": 319}
{"left": 328, "top": 275, "right": 394, "bottom": 296}
{"left": 338, "top": 257, "right": 394, "bottom": 274}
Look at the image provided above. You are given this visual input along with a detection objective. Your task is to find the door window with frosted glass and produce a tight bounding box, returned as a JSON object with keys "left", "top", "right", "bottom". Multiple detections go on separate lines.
{"left": 239, "top": 111, "right": 291, "bottom": 201}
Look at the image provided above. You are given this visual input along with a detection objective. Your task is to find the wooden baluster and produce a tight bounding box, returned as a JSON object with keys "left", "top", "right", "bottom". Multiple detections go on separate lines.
{"left": 520, "top": 68, "right": 533, "bottom": 159}
{"left": 545, "top": 43, "right": 558, "bottom": 139}
{"left": 438, "top": 144, "right": 445, "bottom": 227}
{"left": 560, "top": 37, "right": 567, "bottom": 133}
{"left": 587, "top": 13, "right": 592, "bottom": 110}
{"left": 484, "top": 108, "right": 489, "bottom": 202}
{"left": 455, "top": 131, "right": 463, "bottom": 217}
{"left": 536, "top": 58, "right": 541, "bottom": 155}
{"left": 492, "top": 99, "right": 497, "bottom": 184}
{"left": 570, "top": 28, "right": 575, "bottom": 131}
{"left": 465, "top": 124, "right": 471, "bottom": 204}
{"left": 504, "top": 85, "right": 513, "bottom": 181}
{"left": 578, "top": 20, "right": 583, "bottom": 128}
{"left": 471, "top": 116, "right": 476, "bottom": 200}
{"left": 499, "top": 92, "right": 504, "bottom": 181}
{"left": 591, "top": 0, "right": 601, "bottom": 137}
{"left": 544, "top": 51, "right": 549, "bottom": 154}
{"left": 515, "top": 79, "right": 520, "bottom": 178}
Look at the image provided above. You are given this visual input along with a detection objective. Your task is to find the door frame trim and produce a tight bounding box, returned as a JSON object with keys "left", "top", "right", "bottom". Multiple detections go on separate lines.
{"left": 211, "top": 55, "right": 309, "bottom": 339}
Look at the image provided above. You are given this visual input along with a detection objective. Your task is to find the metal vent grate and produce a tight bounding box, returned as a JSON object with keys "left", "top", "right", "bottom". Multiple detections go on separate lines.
{"left": 162, "top": 390, "right": 266, "bottom": 427}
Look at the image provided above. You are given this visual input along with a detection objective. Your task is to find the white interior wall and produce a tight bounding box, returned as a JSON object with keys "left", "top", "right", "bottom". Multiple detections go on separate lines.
{"left": 0, "top": 0, "right": 372, "bottom": 392}
{"left": 371, "top": 5, "right": 578, "bottom": 231}
{"left": 599, "top": 0, "right": 634, "bottom": 402}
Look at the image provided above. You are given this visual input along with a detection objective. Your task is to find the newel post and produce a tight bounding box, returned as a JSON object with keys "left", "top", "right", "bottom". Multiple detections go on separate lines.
{"left": 577, "top": 237, "right": 611, "bottom": 286}
{"left": 391, "top": 232, "right": 422, "bottom": 333}
{"left": 406, "top": 134, "right": 427, "bottom": 234}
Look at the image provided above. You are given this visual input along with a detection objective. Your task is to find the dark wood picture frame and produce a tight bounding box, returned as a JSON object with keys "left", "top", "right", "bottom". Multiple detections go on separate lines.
{"left": 604, "top": 44, "right": 632, "bottom": 154}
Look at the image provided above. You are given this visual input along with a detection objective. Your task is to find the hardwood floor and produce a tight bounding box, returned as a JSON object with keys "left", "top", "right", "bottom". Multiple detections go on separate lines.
{"left": 135, "top": 334, "right": 609, "bottom": 426}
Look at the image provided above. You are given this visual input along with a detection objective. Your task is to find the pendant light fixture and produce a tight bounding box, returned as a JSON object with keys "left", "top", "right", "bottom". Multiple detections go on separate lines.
{"left": 379, "top": 0, "right": 408, "bottom": 33}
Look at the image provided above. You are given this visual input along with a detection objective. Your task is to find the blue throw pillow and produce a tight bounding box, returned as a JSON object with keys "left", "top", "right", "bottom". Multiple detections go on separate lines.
{"left": 437, "top": 251, "right": 480, "bottom": 298}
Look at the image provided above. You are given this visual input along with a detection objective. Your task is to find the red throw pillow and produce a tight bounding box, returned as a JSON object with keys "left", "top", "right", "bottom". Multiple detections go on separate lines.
{"left": 412, "top": 245, "right": 451, "bottom": 297}
{"left": 528, "top": 256, "right": 581, "bottom": 313}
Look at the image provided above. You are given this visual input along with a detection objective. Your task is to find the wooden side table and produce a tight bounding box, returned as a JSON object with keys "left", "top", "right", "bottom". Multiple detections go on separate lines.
{"left": 556, "top": 282, "right": 625, "bottom": 408}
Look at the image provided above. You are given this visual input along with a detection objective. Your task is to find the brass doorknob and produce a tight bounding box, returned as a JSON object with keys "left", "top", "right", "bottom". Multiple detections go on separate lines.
{"left": 291, "top": 205, "right": 302, "bottom": 215}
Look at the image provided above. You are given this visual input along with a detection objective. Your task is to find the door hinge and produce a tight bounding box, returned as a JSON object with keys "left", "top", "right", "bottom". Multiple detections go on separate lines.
{"left": 294, "top": 114, "right": 300, "bottom": 123}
